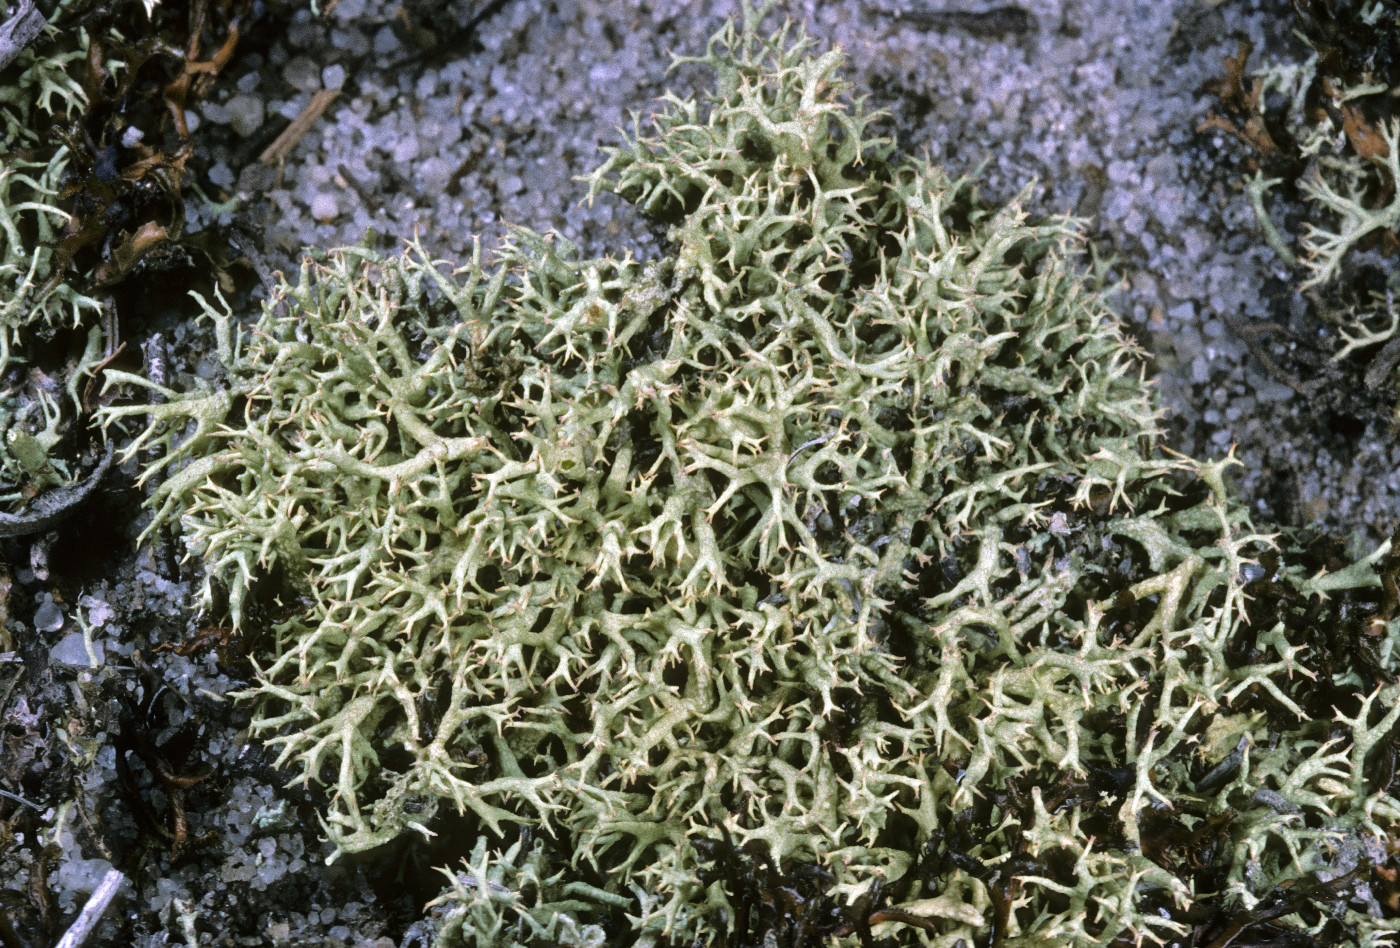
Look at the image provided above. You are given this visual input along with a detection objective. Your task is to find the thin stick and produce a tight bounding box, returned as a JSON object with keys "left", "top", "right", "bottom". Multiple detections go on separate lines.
{"left": 52, "top": 868, "right": 125, "bottom": 948}
{"left": 259, "top": 88, "right": 340, "bottom": 166}
{"left": 0, "top": 787, "right": 39, "bottom": 809}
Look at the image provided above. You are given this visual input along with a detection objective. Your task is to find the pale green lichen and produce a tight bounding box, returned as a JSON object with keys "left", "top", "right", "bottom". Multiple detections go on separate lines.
{"left": 0, "top": 5, "right": 106, "bottom": 504}
{"left": 1238, "top": 2, "right": 1400, "bottom": 404}
{"left": 1242, "top": 1, "right": 1397, "bottom": 288}
{"left": 424, "top": 837, "right": 613, "bottom": 948}
{"left": 105, "top": 6, "right": 1400, "bottom": 946}
{"left": 0, "top": 9, "right": 97, "bottom": 344}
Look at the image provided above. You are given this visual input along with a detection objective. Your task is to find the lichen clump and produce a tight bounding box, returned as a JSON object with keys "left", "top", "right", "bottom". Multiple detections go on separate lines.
{"left": 0, "top": 4, "right": 93, "bottom": 342}
{"left": 0, "top": 3, "right": 101, "bottom": 503}
{"left": 107, "top": 8, "right": 1400, "bottom": 947}
{"left": 1207, "top": 1, "right": 1400, "bottom": 403}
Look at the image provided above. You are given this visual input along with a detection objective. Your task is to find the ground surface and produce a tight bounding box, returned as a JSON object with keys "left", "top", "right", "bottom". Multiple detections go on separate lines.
{"left": 3, "top": 0, "right": 1397, "bottom": 945}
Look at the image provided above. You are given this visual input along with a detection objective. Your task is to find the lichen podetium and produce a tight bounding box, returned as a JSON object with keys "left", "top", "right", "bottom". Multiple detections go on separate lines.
{"left": 1217, "top": 2, "right": 1400, "bottom": 413}
{"left": 0, "top": 4, "right": 102, "bottom": 506}
{"left": 103, "top": 4, "right": 1400, "bottom": 945}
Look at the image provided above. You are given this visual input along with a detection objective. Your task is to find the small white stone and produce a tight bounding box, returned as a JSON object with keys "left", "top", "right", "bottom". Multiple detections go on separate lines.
{"left": 34, "top": 596, "right": 64, "bottom": 632}
{"left": 278, "top": 95, "right": 308, "bottom": 121}
{"left": 310, "top": 192, "right": 339, "bottom": 221}
{"left": 56, "top": 857, "right": 114, "bottom": 894}
{"left": 417, "top": 157, "right": 452, "bottom": 195}
{"left": 207, "top": 163, "right": 235, "bottom": 189}
{"left": 225, "top": 94, "right": 265, "bottom": 138}
{"left": 372, "top": 25, "right": 399, "bottom": 55}
{"left": 282, "top": 56, "right": 322, "bottom": 93}
{"left": 330, "top": 0, "right": 365, "bottom": 20}
{"left": 79, "top": 595, "right": 114, "bottom": 627}
{"left": 51, "top": 632, "right": 103, "bottom": 667}
{"left": 322, "top": 63, "right": 346, "bottom": 91}
{"left": 391, "top": 136, "right": 418, "bottom": 164}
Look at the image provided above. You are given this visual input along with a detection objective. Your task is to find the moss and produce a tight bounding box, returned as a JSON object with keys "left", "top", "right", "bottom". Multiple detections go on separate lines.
{"left": 105, "top": 5, "right": 1400, "bottom": 946}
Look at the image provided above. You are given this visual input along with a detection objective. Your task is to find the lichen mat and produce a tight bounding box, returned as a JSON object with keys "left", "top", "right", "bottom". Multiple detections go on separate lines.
{"left": 99, "top": 4, "right": 1400, "bottom": 946}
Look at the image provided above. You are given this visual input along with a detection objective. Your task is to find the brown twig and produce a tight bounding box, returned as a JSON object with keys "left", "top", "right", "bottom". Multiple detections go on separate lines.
{"left": 81, "top": 341, "right": 126, "bottom": 415}
{"left": 1223, "top": 312, "right": 1322, "bottom": 397}
{"left": 113, "top": 688, "right": 217, "bottom": 864}
{"left": 882, "top": 3, "right": 1035, "bottom": 37}
{"left": 28, "top": 846, "right": 55, "bottom": 941}
{"left": 259, "top": 87, "right": 340, "bottom": 167}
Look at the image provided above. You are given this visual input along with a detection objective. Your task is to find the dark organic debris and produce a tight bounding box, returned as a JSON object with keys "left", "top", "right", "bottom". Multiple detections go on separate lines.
{"left": 0, "top": 442, "right": 112, "bottom": 539}
{"left": 691, "top": 825, "right": 942, "bottom": 948}
{"left": 0, "top": 0, "right": 45, "bottom": 72}
{"left": 882, "top": 3, "right": 1035, "bottom": 38}
{"left": 111, "top": 655, "right": 217, "bottom": 866}
{"left": 42, "top": 0, "right": 249, "bottom": 301}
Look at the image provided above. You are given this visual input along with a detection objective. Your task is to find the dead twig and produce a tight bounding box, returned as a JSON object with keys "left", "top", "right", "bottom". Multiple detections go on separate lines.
{"left": 1223, "top": 312, "right": 1323, "bottom": 397}
{"left": 0, "top": 0, "right": 45, "bottom": 73}
{"left": 227, "top": 223, "right": 280, "bottom": 300}
{"left": 113, "top": 679, "right": 217, "bottom": 865}
{"left": 81, "top": 341, "right": 126, "bottom": 416}
{"left": 880, "top": 3, "right": 1035, "bottom": 37}
{"left": 162, "top": 0, "right": 242, "bottom": 138}
{"left": 51, "top": 868, "right": 124, "bottom": 948}
{"left": 259, "top": 87, "right": 339, "bottom": 167}
{"left": 0, "top": 788, "right": 39, "bottom": 809}
{"left": 27, "top": 844, "right": 59, "bottom": 942}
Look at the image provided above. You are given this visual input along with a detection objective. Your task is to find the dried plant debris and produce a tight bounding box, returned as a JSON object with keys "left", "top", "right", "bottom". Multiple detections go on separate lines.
{"left": 879, "top": 4, "right": 1036, "bottom": 40}
{"left": 0, "top": 0, "right": 247, "bottom": 520}
{"left": 95, "top": 4, "right": 1400, "bottom": 946}
{"left": 0, "top": 651, "right": 104, "bottom": 948}
{"left": 1204, "top": 1, "right": 1400, "bottom": 412}
{"left": 0, "top": 440, "right": 111, "bottom": 538}
{"left": 48, "top": 0, "right": 247, "bottom": 292}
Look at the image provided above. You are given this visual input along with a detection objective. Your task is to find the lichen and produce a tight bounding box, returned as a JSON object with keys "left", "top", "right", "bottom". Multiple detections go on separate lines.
{"left": 0, "top": 2, "right": 103, "bottom": 504}
{"left": 105, "top": 5, "right": 1400, "bottom": 946}
{"left": 0, "top": 4, "right": 95, "bottom": 344}
{"left": 0, "top": 0, "right": 235, "bottom": 511}
{"left": 424, "top": 836, "right": 611, "bottom": 948}
{"left": 1249, "top": 0, "right": 1398, "bottom": 290}
{"left": 1207, "top": 1, "right": 1400, "bottom": 410}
